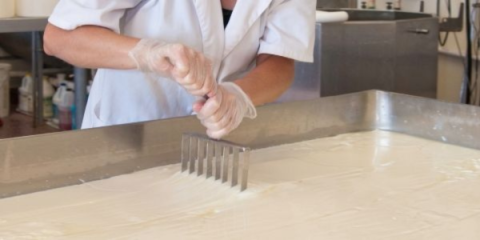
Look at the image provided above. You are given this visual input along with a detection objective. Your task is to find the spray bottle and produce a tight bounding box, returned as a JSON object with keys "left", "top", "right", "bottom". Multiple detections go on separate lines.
{"left": 18, "top": 73, "right": 33, "bottom": 113}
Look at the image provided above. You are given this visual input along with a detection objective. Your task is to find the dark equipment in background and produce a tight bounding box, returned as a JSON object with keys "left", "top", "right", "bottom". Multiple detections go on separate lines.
{"left": 316, "top": 0, "right": 357, "bottom": 8}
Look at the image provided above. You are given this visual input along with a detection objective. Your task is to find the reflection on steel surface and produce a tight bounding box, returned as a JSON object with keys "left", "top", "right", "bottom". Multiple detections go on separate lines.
{"left": 2, "top": 90, "right": 480, "bottom": 199}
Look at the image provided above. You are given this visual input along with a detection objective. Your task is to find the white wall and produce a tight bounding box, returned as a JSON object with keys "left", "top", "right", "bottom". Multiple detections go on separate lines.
{"left": 435, "top": 0, "right": 471, "bottom": 103}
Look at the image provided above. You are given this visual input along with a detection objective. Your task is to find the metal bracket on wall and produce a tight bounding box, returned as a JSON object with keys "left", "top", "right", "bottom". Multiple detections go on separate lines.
{"left": 407, "top": 28, "right": 430, "bottom": 35}
{"left": 439, "top": 3, "right": 464, "bottom": 32}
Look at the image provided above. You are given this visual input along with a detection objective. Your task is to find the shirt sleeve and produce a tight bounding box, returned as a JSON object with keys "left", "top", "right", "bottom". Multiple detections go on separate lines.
{"left": 258, "top": 0, "right": 317, "bottom": 63}
{"left": 48, "top": 0, "right": 143, "bottom": 32}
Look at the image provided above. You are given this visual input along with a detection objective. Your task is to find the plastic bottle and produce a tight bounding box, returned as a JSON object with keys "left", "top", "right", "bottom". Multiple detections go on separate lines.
{"left": 66, "top": 81, "right": 75, "bottom": 91}
{"left": 58, "top": 88, "right": 74, "bottom": 130}
{"left": 0, "top": 63, "right": 11, "bottom": 118}
{"left": 18, "top": 73, "right": 34, "bottom": 113}
{"left": 43, "top": 77, "right": 55, "bottom": 118}
{"left": 50, "top": 73, "right": 66, "bottom": 88}
{"left": 53, "top": 82, "right": 67, "bottom": 124}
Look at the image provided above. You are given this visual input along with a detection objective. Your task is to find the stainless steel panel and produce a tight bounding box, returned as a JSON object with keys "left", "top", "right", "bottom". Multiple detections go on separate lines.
{"left": 0, "top": 17, "right": 47, "bottom": 33}
{"left": 394, "top": 19, "right": 439, "bottom": 98}
{"left": 376, "top": 92, "right": 480, "bottom": 145}
{"left": 283, "top": 10, "right": 439, "bottom": 102}
{"left": 0, "top": 91, "right": 375, "bottom": 198}
{"left": 321, "top": 22, "right": 397, "bottom": 96}
{"left": 277, "top": 53, "right": 322, "bottom": 102}
{"left": 3, "top": 90, "right": 480, "bottom": 199}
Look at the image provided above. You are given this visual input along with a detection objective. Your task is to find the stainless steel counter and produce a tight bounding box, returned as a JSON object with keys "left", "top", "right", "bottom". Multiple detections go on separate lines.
{"left": 1, "top": 90, "right": 480, "bottom": 199}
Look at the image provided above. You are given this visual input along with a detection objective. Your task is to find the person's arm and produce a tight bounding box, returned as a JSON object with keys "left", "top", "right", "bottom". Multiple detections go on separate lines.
{"left": 235, "top": 54, "right": 294, "bottom": 106}
{"left": 196, "top": 0, "right": 314, "bottom": 139}
{"left": 44, "top": 23, "right": 216, "bottom": 97}
{"left": 44, "top": 24, "right": 139, "bottom": 69}
{"left": 195, "top": 54, "right": 294, "bottom": 139}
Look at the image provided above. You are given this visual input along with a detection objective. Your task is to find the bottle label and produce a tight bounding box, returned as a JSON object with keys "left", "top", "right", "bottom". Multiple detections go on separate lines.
{"left": 44, "top": 97, "right": 53, "bottom": 118}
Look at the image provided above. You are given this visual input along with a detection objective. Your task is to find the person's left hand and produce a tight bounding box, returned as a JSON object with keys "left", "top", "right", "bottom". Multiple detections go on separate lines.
{"left": 194, "top": 82, "right": 257, "bottom": 139}
{"left": 128, "top": 39, "right": 217, "bottom": 98}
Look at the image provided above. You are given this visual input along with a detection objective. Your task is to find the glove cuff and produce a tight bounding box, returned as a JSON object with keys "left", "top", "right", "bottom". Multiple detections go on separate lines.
{"left": 128, "top": 39, "right": 167, "bottom": 72}
{"left": 221, "top": 82, "right": 257, "bottom": 119}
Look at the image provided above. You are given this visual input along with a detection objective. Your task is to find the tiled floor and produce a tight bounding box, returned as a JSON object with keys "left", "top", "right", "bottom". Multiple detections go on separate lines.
{"left": 0, "top": 112, "right": 60, "bottom": 139}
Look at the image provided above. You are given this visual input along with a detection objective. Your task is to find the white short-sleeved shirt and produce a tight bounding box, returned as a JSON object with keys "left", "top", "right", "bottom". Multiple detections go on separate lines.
{"left": 49, "top": 0, "right": 317, "bottom": 128}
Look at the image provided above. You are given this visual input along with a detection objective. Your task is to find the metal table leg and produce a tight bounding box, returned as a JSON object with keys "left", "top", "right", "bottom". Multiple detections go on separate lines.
{"left": 74, "top": 67, "right": 88, "bottom": 129}
{"left": 32, "top": 31, "right": 44, "bottom": 128}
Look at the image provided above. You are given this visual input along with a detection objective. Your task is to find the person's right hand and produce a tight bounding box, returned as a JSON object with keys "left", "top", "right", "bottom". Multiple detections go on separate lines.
{"left": 129, "top": 39, "right": 217, "bottom": 98}
{"left": 194, "top": 82, "right": 257, "bottom": 139}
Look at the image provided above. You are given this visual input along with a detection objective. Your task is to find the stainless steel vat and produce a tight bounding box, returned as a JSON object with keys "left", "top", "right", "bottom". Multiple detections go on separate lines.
{"left": 279, "top": 9, "right": 439, "bottom": 102}
{"left": 2, "top": 90, "right": 480, "bottom": 199}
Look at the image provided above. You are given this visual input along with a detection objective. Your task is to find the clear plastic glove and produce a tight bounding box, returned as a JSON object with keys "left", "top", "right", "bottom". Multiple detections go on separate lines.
{"left": 129, "top": 39, "right": 217, "bottom": 97}
{"left": 194, "top": 82, "right": 257, "bottom": 139}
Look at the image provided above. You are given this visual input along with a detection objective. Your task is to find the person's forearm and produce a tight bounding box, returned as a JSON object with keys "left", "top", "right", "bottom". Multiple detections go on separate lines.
{"left": 44, "top": 24, "right": 139, "bottom": 69}
{"left": 234, "top": 54, "right": 295, "bottom": 106}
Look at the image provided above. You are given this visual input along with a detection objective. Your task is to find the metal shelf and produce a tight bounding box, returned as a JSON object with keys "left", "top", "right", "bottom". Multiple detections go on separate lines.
{"left": 0, "top": 16, "right": 87, "bottom": 129}
{"left": 0, "top": 17, "right": 48, "bottom": 33}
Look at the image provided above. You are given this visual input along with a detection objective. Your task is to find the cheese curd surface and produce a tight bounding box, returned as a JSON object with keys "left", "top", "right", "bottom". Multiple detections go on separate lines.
{"left": 1, "top": 131, "right": 480, "bottom": 239}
